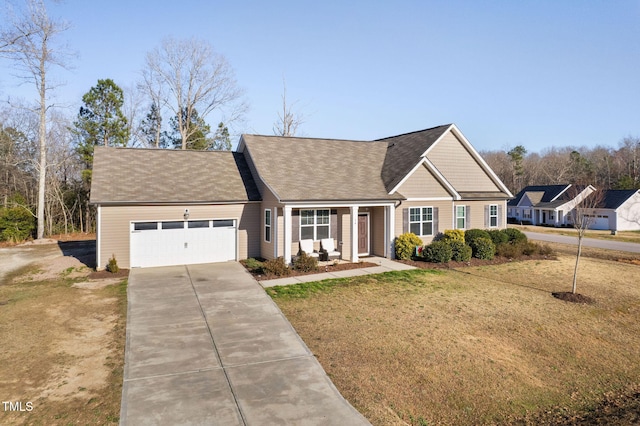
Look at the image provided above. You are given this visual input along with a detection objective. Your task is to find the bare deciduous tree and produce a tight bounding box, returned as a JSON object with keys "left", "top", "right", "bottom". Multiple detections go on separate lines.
{"left": 0, "top": 0, "right": 71, "bottom": 239}
{"left": 568, "top": 186, "right": 603, "bottom": 294}
{"left": 141, "top": 37, "right": 246, "bottom": 150}
{"left": 273, "top": 79, "right": 305, "bottom": 137}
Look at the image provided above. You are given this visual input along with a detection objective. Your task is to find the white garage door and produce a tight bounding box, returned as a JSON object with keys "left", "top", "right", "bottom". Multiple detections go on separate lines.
{"left": 591, "top": 215, "right": 610, "bottom": 230}
{"left": 130, "top": 219, "right": 236, "bottom": 268}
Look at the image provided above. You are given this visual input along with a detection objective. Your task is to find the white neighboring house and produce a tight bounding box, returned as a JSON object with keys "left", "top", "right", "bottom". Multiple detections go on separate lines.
{"left": 579, "top": 189, "right": 640, "bottom": 231}
{"left": 507, "top": 184, "right": 595, "bottom": 227}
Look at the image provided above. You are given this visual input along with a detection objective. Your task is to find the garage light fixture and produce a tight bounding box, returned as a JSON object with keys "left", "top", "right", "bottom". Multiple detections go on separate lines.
{"left": 184, "top": 209, "right": 189, "bottom": 220}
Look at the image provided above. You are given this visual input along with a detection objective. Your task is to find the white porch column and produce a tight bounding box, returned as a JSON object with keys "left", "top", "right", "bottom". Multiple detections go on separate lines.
{"left": 284, "top": 206, "right": 292, "bottom": 264}
{"left": 350, "top": 205, "right": 359, "bottom": 263}
{"left": 387, "top": 204, "right": 396, "bottom": 258}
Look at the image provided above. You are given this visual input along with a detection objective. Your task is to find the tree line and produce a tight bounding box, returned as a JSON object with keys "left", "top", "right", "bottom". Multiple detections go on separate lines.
{"left": 0, "top": 0, "right": 300, "bottom": 241}
{"left": 481, "top": 138, "right": 640, "bottom": 195}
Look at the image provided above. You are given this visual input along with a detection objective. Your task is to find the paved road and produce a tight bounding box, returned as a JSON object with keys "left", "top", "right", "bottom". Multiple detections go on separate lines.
{"left": 524, "top": 231, "right": 640, "bottom": 254}
{"left": 120, "top": 262, "right": 370, "bottom": 425}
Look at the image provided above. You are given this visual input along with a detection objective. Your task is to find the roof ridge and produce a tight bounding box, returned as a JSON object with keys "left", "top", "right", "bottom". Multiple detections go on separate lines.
{"left": 375, "top": 124, "right": 452, "bottom": 141}
{"left": 241, "top": 134, "right": 375, "bottom": 143}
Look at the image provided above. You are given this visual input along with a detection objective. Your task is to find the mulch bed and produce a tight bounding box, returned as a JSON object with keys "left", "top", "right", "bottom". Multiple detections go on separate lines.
{"left": 88, "top": 269, "right": 130, "bottom": 279}
{"left": 246, "top": 261, "right": 378, "bottom": 281}
{"left": 552, "top": 291, "right": 596, "bottom": 304}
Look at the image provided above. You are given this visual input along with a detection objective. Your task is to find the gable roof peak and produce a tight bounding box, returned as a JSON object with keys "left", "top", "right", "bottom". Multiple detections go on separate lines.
{"left": 376, "top": 124, "right": 453, "bottom": 143}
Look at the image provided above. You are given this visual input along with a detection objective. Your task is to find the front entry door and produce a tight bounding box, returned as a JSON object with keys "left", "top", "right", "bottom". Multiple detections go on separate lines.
{"left": 357, "top": 214, "right": 369, "bottom": 255}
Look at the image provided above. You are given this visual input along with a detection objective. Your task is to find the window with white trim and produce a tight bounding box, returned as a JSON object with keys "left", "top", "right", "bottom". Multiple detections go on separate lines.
{"left": 489, "top": 205, "right": 498, "bottom": 227}
{"left": 456, "top": 205, "right": 466, "bottom": 229}
{"left": 300, "top": 209, "right": 330, "bottom": 240}
{"left": 264, "top": 209, "right": 271, "bottom": 243}
{"left": 409, "top": 207, "right": 433, "bottom": 236}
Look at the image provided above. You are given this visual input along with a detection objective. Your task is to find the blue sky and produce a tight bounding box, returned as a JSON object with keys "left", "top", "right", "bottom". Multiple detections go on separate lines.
{"left": 1, "top": 0, "right": 639, "bottom": 152}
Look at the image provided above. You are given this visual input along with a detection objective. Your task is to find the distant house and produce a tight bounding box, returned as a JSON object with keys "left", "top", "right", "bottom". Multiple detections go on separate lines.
{"left": 507, "top": 184, "right": 595, "bottom": 226}
{"left": 579, "top": 189, "right": 640, "bottom": 231}
{"left": 90, "top": 124, "right": 512, "bottom": 269}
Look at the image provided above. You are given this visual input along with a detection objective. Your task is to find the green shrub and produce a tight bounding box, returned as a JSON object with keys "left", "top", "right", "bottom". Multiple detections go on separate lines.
{"left": 504, "top": 228, "right": 527, "bottom": 243}
{"left": 487, "top": 229, "right": 510, "bottom": 245}
{"left": 263, "top": 257, "right": 291, "bottom": 276}
{"left": 395, "top": 232, "right": 424, "bottom": 260}
{"left": 107, "top": 254, "right": 119, "bottom": 273}
{"left": 422, "top": 240, "right": 453, "bottom": 263}
{"left": 464, "top": 229, "right": 491, "bottom": 246}
{"left": 470, "top": 237, "right": 495, "bottom": 260}
{"left": 441, "top": 229, "right": 465, "bottom": 243}
{"left": 293, "top": 252, "right": 318, "bottom": 272}
{"left": 449, "top": 240, "right": 472, "bottom": 262}
{"left": 0, "top": 206, "right": 35, "bottom": 243}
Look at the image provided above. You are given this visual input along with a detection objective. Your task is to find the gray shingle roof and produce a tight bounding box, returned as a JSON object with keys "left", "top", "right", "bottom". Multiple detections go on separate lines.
{"left": 583, "top": 189, "right": 639, "bottom": 209}
{"left": 377, "top": 125, "right": 451, "bottom": 192}
{"left": 241, "top": 135, "right": 402, "bottom": 202}
{"left": 508, "top": 185, "right": 569, "bottom": 206}
{"left": 90, "top": 147, "right": 260, "bottom": 204}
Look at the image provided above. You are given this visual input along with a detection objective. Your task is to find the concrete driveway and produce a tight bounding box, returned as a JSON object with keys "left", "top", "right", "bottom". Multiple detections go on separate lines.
{"left": 120, "top": 262, "right": 370, "bottom": 425}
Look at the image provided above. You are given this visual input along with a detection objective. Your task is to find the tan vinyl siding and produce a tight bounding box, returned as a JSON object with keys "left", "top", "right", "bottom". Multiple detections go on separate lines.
{"left": 453, "top": 200, "right": 507, "bottom": 230}
{"left": 259, "top": 188, "right": 283, "bottom": 260}
{"left": 394, "top": 200, "right": 453, "bottom": 245}
{"left": 396, "top": 164, "right": 452, "bottom": 198}
{"left": 427, "top": 132, "right": 500, "bottom": 192}
{"left": 98, "top": 203, "right": 260, "bottom": 269}
{"left": 371, "top": 206, "right": 385, "bottom": 256}
{"left": 339, "top": 208, "right": 352, "bottom": 261}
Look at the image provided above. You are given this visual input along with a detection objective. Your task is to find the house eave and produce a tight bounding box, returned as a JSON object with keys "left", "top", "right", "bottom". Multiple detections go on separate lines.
{"left": 90, "top": 200, "right": 261, "bottom": 206}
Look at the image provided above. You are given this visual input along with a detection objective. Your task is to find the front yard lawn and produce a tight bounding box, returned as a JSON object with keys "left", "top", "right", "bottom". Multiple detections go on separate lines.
{"left": 267, "top": 255, "right": 640, "bottom": 425}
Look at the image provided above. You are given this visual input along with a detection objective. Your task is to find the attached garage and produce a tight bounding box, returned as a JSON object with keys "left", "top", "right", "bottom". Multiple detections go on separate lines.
{"left": 130, "top": 219, "right": 237, "bottom": 268}
{"left": 90, "top": 147, "right": 261, "bottom": 270}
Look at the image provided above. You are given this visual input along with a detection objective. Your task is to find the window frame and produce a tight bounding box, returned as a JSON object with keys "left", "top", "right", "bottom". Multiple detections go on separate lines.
{"left": 409, "top": 206, "right": 434, "bottom": 236}
{"left": 264, "top": 209, "right": 272, "bottom": 243}
{"left": 456, "top": 205, "right": 466, "bottom": 229}
{"left": 299, "top": 209, "right": 330, "bottom": 241}
{"left": 489, "top": 204, "right": 498, "bottom": 227}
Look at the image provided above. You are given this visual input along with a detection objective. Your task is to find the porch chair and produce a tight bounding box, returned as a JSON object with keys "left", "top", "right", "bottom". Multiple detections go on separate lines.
{"left": 320, "top": 238, "right": 341, "bottom": 260}
{"left": 299, "top": 239, "right": 319, "bottom": 258}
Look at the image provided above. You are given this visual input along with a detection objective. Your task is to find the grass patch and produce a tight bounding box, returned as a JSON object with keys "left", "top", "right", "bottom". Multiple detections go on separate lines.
{"left": 270, "top": 255, "right": 640, "bottom": 425}
{"left": 266, "top": 269, "right": 443, "bottom": 300}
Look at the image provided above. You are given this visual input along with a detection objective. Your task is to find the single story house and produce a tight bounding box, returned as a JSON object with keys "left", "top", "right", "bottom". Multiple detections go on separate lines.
{"left": 579, "top": 189, "right": 640, "bottom": 231}
{"left": 90, "top": 124, "right": 513, "bottom": 269}
{"left": 507, "top": 184, "right": 595, "bottom": 226}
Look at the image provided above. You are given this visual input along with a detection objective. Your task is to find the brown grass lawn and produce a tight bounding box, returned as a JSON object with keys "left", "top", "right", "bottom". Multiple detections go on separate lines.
{"left": 267, "top": 255, "right": 640, "bottom": 425}
{"left": 0, "top": 257, "right": 126, "bottom": 425}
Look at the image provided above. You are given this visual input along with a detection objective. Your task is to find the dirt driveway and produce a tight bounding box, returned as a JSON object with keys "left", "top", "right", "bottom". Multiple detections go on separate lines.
{"left": 0, "top": 239, "right": 96, "bottom": 283}
{"left": 0, "top": 239, "right": 127, "bottom": 425}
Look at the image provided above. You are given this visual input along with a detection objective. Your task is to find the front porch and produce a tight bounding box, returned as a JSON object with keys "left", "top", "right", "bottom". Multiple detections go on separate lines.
{"left": 273, "top": 203, "right": 396, "bottom": 264}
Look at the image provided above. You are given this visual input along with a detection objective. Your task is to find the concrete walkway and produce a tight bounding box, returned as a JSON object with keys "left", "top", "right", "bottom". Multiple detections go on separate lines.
{"left": 120, "top": 262, "right": 370, "bottom": 425}
{"left": 260, "top": 256, "right": 416, "bottom": 287}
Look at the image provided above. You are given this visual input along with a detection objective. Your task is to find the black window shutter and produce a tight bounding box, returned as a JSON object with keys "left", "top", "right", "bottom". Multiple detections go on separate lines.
{"left": 402, "top": 208, "right": 409, "bottom": 233}
{"left": 433, "top": 207, "right": 439, "bottom": 235}
{"left": 484, "top": 205, "right": 489, "bottom": 228}
{"left": 466, "top": 206, "right": 471, "bottom": 228}
{"left": 291, "top": 209, "right": 299, "bottom": 242}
